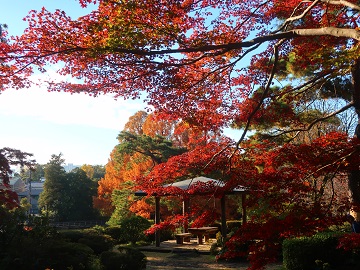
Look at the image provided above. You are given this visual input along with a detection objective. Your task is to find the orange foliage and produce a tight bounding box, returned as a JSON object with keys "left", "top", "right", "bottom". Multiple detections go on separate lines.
{"left": 94, "top": 148, "right": 154, "bottom": 216}
{"left": 129, "top": 198, "right": 153, "bottom": 219}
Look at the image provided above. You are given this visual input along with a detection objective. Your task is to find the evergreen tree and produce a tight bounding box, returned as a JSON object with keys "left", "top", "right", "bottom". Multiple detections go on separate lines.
{"left": 39, "top": 154, "right": 98, "bottom": 221}
{"left": 38, "top": 154, "right": 67, "bottom": 220}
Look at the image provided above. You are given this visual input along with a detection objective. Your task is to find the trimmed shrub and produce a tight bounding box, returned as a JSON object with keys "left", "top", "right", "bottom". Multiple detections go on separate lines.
{"left": 60, "top": 229, "right": 86, "bottom": 242}
{"left": 100, "top": 246, "right": 146, "bottom": 270}
{"left": 78, "top": 233, "right": 114, "bottom": 254}
{"left": 0, "top": 239, "right": 95, "bottom": 270}
{"left": 283, "top": 232, "right": 347, "bottom": 270}
{"left": 103, "top": 225, "right": 123, "bottom": 242}
{"left": 118, "top": 216, "right": 151, "bottom": 244}
{"left": 37, "top": 240, "right": 95, "bottom": 270}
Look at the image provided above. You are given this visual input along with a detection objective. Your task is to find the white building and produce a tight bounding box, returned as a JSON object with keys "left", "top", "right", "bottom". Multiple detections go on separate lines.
{"left": 63, "top": 163, "right": 80, "bottom": 172}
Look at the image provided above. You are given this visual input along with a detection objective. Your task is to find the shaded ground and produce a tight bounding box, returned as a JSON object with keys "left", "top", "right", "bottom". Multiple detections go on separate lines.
{"left": 141, "top": 239, "right": 283, "bottom": 270}
{"left": 144, "top": 250, "right": 283, "bottom": 270}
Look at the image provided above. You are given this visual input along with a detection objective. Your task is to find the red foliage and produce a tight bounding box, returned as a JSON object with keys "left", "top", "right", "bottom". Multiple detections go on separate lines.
{"left": 3, "top": 1, "right": 360, "bottom": 269}
{"left": 137, "top": 131, "right": 357, "bottom": 269}
{"left": 338, "top": 233, "right": 360, "bottom": 251}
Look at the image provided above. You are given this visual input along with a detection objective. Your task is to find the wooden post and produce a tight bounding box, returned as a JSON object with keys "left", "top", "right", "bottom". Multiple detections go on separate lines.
{"left": 242, "top": 193, "right": 247, "bottom": 225}
{"left": 183, "top": 198, "right": 190, "bottom": 233}
{"left": 221, "top": 195, "right": 227, "bottom": 238}
{"left": 155, "top": 196, "right": 160, "bottom": 247}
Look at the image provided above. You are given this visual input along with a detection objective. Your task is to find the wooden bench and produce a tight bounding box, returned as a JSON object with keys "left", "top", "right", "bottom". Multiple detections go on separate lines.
{"left": 175, "top": 233, "right": 192, "bottom": 244}
{"left": 188, "top": 227, "right": 219, "bottom": 244}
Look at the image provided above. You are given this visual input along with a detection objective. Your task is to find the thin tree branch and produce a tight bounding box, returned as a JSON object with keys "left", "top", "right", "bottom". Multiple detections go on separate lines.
{"left": 285, "top": 102, "right": 355, "bottom": 141}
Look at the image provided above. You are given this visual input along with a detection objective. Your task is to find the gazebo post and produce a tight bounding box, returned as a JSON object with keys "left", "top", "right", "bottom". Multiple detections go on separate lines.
{"left": 183, "top": 197, "right": 190, "bottom": 233}
{"left": 241, "top": 193, "right": 247, "bottom": 225}
{"left": 221, "top": 195, "right": 227, "bottom": 238}
{"left": 155, "top": 196, "right": 160, "bottom": 247}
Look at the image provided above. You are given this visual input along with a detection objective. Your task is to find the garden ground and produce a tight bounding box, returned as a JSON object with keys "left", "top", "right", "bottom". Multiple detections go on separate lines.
{"left": 144, "top": 251, "right": 283, "bottom": 270}
{"left": 140, "top": 239, "right": 283, "bottom": 270}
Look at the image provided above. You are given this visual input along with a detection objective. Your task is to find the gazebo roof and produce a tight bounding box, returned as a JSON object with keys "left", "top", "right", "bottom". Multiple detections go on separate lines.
{"left": 135, "top": 176, "right": 247, "bottom": 196}
{"left": 164, "top": 176, "right": 247, "bottom": 193}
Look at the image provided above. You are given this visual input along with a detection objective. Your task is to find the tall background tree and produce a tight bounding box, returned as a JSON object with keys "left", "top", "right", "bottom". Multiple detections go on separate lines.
{"left": 39, "top": 154, "right": 98, "bottom": 221}
{"left": 94, "top": 111, "right": 189, "bottom": 223}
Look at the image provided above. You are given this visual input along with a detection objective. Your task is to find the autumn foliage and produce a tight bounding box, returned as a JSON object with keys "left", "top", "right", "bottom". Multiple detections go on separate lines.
{"left": 4, "top": 0, "right": 360, "bottom": 269}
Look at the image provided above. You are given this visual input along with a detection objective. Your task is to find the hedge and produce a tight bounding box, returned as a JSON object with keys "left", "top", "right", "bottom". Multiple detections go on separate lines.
{"left": 283, "top": 232, "right": 354, "bottom": 270}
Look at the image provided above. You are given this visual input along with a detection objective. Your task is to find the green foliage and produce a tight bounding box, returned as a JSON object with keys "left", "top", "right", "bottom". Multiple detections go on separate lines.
{"left": 36, "top": 240, "right": 95, "bottom": 270}
{"left": 117, "top": 131, "right": 187, "bottom": 165}
{"left": 0, "top": 147, "right": 35, "bottom": 185}
{"left": 107, "top": 186, "right": 134, "bottom": 226}
{"left": 100, "top": 246, "right": 146, "bottom": 270}
{"left": 60, "top": 228, "right": 114, "bottom": 254}
{"left": 0, "top": 205, "right": 26, "bottom": 253}
{"left": 103, "top": 225, "right": 123, "bottom": 241}
{"left": 117, "top": 215, "right": 151, "bottom": 244}
{"left": 282, "top": 232, "right": 349, "bottom": 270}
{"left": 39, "top": 154, "right": 98, "bottom": 221}
{"left": 74, "top": 228, "right": 115, "bottom": 255}
{"left": 19, "top": 163, "right": 45, "bottom": 182}
{"left": 60, "top": 229, "right": 87, "bottom": 242}
{"left": 0, "top": 216, "right": 94, "bottom": 270}
{"left": 65, "top": 168, "right": 99, "bottom": 220}
{"left": 38, "top": 154, "right": 67, "bottom": 219}
{"left": 92, "top": 164, "right": 106, "bottom": 181}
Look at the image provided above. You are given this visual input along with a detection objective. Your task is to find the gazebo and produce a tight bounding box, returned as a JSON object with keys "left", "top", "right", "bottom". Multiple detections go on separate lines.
{"left": 135, "top": 176, "right": 248, "bottom": 247}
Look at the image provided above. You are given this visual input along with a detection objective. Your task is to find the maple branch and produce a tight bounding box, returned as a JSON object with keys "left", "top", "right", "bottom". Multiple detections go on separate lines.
{"left": 324, "top": 0, "right": 360, "bottom": 11}
{"left": 230, "top": 39, "right": 285, "bottom": 160}
{"left": 278, "top": 0, "right": 321, "bottom": 32}
{"left": 100, "top": 27, "right": 360, "bottom": 57}
{"left": 303, "top": 148, "right": 358, "bottom": 183}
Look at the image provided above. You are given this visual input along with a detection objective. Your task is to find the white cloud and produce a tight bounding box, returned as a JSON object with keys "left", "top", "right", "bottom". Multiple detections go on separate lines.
{"left": 0, "top": 86, "right": 144, "bottom": 131}
{"left": 0, "top": 74, "right": 146, "bottom": 165}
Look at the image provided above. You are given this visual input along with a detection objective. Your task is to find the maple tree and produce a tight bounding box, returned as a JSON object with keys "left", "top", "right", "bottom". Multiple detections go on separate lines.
{"left": 3, "top": 0, "right": 360, "bottom": 268}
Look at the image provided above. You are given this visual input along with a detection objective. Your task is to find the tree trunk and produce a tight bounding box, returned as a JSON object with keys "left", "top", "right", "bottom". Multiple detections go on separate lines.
{"left": 349, "top": 58, "right": 360, "bottom": 223}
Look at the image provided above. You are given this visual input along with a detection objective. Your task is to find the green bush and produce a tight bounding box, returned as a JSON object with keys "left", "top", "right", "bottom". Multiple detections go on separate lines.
{"left": 0, "top": 239, "right": 95, "bottom": 270}
{"left": 283, "top": 232, "right": 348, "bottom": 270}
{"left": 38, "top": 240, "right": 95, "bottom": 270}
{"left": 78, "top": 234, "right": 114, "bottom": 254}
{"left": 118, "top": 215, "right": 151, "bottom": 244}
{"left": 59, "top": 228, "right": 115, "bottom": 254}
{"left": 103, "top": 225, "right": 123, "bottom": 242}
{"left": 60, "top": 229, "right": 86, "bottom": 242}
{"left": 100, "top": 246, "right": 146, "bottom": 270}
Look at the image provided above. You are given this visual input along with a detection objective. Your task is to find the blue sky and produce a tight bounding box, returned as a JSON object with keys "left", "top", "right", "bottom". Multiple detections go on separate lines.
{"left": 0, "top": 0, "right": 145, "bottom": 165}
